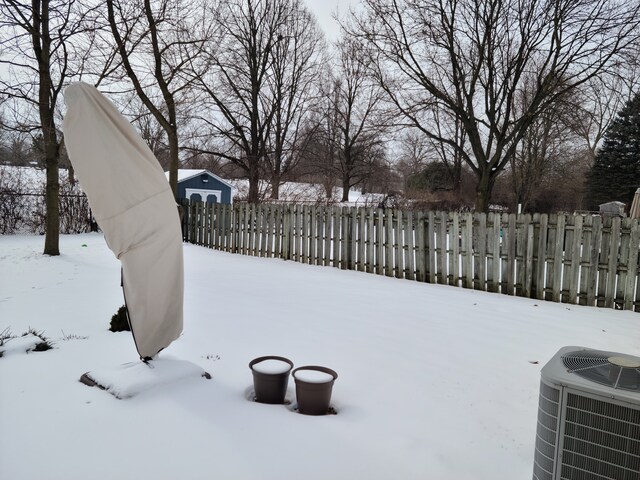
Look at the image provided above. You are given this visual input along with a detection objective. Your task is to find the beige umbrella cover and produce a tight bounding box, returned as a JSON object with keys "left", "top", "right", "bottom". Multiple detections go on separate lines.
{"left": 63, "top": 82, "right": 183, "bottom": 359}
{"left": 630, "top": 188, "right": 640, "bottom": 220}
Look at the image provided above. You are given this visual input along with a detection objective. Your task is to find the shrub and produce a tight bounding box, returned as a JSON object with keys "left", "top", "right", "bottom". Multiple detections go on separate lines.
{"left": 109, "top": 305, "right": 131, "bottom": 332}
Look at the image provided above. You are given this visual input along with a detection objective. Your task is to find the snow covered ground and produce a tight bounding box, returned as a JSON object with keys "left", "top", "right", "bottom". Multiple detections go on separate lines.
{"left": 1, "top": 233, "right": 638, "bottom": 480}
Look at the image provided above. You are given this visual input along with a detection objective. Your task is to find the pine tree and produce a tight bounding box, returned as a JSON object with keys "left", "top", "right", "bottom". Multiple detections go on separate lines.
{"left": 586, "top": 93, "right": 640, "bottom": 210}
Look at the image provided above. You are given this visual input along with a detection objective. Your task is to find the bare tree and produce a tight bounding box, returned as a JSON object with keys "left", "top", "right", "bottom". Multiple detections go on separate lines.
{"left": 347, "top": 0, "right": 640, "bottom": 211}
{"left": 105, "top": 0, "right": 210, "bottom": 196}
{"left": 508, "top": 82, "right": 582, "bottom": 212}
{"left": 188, "top": 0, "right": 286, "bottom": 203}
{"left": 265, "top": 0, "right": 325, "bottom": 199}
{"left": 571, "top": 67, "right": 640, "bottom": 162}
{"left": 327, "top": 38, "right": 386, "bottom": 201}
{"left": 0, "top": 0, "right": 94, "bottom": 254}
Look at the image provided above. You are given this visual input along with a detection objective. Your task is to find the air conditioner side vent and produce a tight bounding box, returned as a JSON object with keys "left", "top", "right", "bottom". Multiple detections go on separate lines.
{"left": 559, "top": 392, "right": 640, "bottom": 480}
{"left": 534, "top": 381, "right": 561, "bottom": 480}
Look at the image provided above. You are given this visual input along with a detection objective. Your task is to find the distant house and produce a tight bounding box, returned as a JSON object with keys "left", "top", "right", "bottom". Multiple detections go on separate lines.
{"left": 167, "top": 169, "right": 234, "bottom": 205}
{"left": 599, "top": 201, "right": 625, "bottom": 217}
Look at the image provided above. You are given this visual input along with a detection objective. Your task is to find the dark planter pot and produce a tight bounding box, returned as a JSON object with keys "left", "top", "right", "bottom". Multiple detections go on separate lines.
{"left": 292, "top": 366, "right": 338, "bottom": 415}
{"left": 249, "top": 356, "right": 294, "bottom": 404}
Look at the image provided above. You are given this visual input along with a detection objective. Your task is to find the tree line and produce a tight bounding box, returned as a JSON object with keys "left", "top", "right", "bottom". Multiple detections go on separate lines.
{"left": 1, "top": 0, "right": 639, "bottom": 255}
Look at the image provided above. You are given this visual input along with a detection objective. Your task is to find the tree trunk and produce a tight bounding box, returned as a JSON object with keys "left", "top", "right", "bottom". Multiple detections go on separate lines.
{"left": 247, "top": 158, "right": 260, "bottom": 203}
{"left": 37, "top": 1, "right": 60, "bottom": 255}
{"left": 341, "top": 175, "right": 350, "bottom": 202}
{"left": 43, "top": 151, "right": 60, "bottom": 255}
{"left": 474, "top": 170, "right": 496, "bottom": 213}
{"left": 167, "top": 127, "right": 179, "bottom": 198}
{"left": 270, "top": 172, "right": 281, "bottom": 200}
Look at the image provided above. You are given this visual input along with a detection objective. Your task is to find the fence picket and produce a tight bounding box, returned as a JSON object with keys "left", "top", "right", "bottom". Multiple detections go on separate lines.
{"left": 476, "top": 213, "right": 487, "bottom": 291}
{"left": 451, "top": 213, "right": 460, "bottom": 287}
{"left": 606, "top": 218, "right": 621, "bottom": 308}
{"left": 623, "top": 221, "right": 640, "bottom": 310}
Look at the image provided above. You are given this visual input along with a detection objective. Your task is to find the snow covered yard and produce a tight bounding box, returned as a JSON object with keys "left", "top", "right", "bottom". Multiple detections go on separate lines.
{"left": 1, "top": 233, "right": 638, "bottom": 480}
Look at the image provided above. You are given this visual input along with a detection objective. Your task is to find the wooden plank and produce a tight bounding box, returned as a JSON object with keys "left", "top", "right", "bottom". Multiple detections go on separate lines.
{"left": 272, "top": 206, "right": 281, "bottom": 258}
{"left": 464, "top": 213, "right": 474, "bottom": 289}
{"left": 195, "top": 202, "right": 202, "bottom": 245}
{"left": 517, "top": 214, "right": 527, "bottom": 295}
{"left": 301, "top": 205, "right": 308, "bottom": 264}
{"left": 487, "top": 213, "right": 500, "bottom": 293}
{"left": 415, "top": 211, "right": 426, "bottom": 282}
{"left": 208, "top": 203, "right": 215, "bottom": 249}
{"left": 339, "top": 206, "right": 347, "bottom": 270}
{"left": 309, "top": 206, "right": 317, "bottom": 264}
{"left": 524, "top": 220, "right": 534, "bottom": 298}
{"left": 218, "top": 204, "right": 225, "bottom": 251}
{"left": 605, "top": 217, "right": 621, "bottom": 308}
{"left": 324, "top": 206, "right": 332, "bottom": 267}
{"left": 451, "top": 212, "right": 460, "bottom": 287}
{"left": 405, "top": 210, "right": 415, "bottom": 280}
{"left": 243, "top": 204, "right": 250, "bottom": 255}
{"left": 263, "top": 205, "right": 271, "bottom": 258}
{"left": 331, "top": 207, "right": 340, "bottom": 268}
{"left": 578, "top": 215, "right": 592, "bottom": 305}
{"left": 249, "top": 203, "right": 256, "bottom": 256}
{"left": 535, "top": 214, "right": 548, "bottom": 301}
{"left": 506, "top": 214, "right": 517, "bottom": 295}
{"left": 561, "top": 215, "right": 574, "bottom": 303}
{"left": 438, "top": 212, "right": 447, "bottom": 284}
{"left": 586, "top": 215, "right": 602, "bottom": 306}
{"left": 395, "top": 209, "right": 404, "bottom": 278}
{"left": 211, "top": 203, "right": 217, "bottom": 249}
{"left": 615, "top": 218, "right": 631, "bottom": 308}
{"left": 596, "top": 216, "right": 610, "bottom": 306}
{"left": 228, "top": 204, "right": 235, "bottom": 253}
{"left": 568, "top": 215, "right": 582, "bottom": 304}
{"left": 513, "top": 214, "right": 525, "bottom": 297}
{"left": 357, "top": 207, "right": 366, "bottom": 272}
{"left": 427, "top": 211, "right": 436, "bottom": 284}
{"left": 236, "top": 203, "right": 244, "bottom": 254}
{"left": 476, "top": 213, "right": 487, "bottom": 291}
{"left": 282, "top": 205, "right": 291, "bottom": 260}
{"left": 350, "top": 207, "right": 358, "bottom": 271}
{"left": 385, "top": 209, "right": 394, "bottom": 277}
{"left": 551, "top": 215, "right": 565, "bottom": 302}
{"left": 366, "top": 208, "right": 375, "bottom": 273}
{"left": 260, "top": 205, "right": 269, "bottom": 257}
{"left": 375, "top": 208, "right": 383, "bottom": 274}
{"left": 623, "top": 220, "right": 640, "bottom": 310}
{"left": 202, "top": 203, "right": 210, "bottom": 247}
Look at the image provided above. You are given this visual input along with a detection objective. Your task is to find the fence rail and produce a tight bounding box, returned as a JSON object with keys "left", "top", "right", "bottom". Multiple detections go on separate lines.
{"left": 181, "top": 201, "right": 640, "bottom": 312}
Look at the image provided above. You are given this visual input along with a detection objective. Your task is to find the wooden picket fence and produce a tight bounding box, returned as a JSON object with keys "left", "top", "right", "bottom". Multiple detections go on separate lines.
{"left": 181, "top": 201, "right": 640, "bottom": 312}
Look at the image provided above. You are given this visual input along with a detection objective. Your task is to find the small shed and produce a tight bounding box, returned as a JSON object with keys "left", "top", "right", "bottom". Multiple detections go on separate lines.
{"left": 599, "top": 201, "right": 625, "bottom": 217}
{"left": 168, "top": 169, "right": 234, "bottom": 205}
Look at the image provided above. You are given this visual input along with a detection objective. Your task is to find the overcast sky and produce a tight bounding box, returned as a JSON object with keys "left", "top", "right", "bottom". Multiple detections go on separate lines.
{"left": 302, "top": 0, "right": 361, "bottom": 41}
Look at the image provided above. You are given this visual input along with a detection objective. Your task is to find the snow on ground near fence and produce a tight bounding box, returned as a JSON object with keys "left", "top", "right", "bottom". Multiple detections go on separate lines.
{"left": 1, "top": 233, "right": 638, "bottom": 480}
{"left": 227, "top": 177, "right": 385, "bottom": 205}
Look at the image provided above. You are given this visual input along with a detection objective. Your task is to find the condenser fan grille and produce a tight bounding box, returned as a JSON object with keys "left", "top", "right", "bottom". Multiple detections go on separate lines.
{"left": 562, "top": 350, "right": 640, "bottom": 392}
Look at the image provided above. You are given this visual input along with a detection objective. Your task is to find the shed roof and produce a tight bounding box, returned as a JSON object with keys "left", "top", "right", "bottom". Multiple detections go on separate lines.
{"left": 165, "top": 169, "right": 234, "bottom": 190}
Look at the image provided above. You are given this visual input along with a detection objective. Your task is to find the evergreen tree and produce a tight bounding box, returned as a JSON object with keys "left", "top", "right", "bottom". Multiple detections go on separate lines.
{"left": 586, "top": 93, "right": 640, "bottom": 210}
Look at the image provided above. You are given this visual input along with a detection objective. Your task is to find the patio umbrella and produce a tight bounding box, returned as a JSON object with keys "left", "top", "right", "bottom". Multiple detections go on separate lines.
{"left": 63, "top": 82, "right": 183, "bottom": 360}
{"left": 630, "top": 188, "right": 640, "bottom": 219}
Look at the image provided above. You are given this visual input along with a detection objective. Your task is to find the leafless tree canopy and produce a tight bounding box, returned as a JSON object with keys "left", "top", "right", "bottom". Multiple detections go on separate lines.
{"left": 105, "top": 0, "right": 211, "bottom": 195}
{"left": 347, "top": 0, "right": 640, "bottom": 211}
{"left": 0, "top": 0, "right": 97, "bottom": 254}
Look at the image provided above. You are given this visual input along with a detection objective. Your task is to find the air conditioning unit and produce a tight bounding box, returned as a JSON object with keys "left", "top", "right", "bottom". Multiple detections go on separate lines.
{"left": 533, "top": 346, "right": 640, "bottom": 480}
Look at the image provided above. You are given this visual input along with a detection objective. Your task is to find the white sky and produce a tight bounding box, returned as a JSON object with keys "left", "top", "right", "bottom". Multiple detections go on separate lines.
{"left": 302, "top": 0, "right": 361, "bottom": 41}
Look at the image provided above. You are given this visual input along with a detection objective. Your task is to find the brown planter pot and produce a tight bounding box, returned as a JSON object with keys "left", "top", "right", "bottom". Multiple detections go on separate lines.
{"left": 292, "top": 366, "right": 338, "bottom": 415}
{"left": 249, "top": 356, "right": 294, "bottom": 404}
